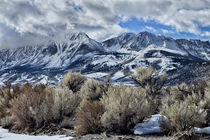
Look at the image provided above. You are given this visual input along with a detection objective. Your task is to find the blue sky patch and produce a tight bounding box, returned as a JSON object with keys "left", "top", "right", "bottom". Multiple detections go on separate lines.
{"left": 119, "top": 18, "right": 209, "bottom": 40}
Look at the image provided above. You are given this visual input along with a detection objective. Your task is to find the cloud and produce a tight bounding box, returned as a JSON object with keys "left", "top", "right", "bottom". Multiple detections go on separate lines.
{"left": 0, "top": 0, "right": 210, "bottom": 48}
{"left": 0, "top": 23, "right": 48, "bottom": 48}
{"left": 0, "top": 0, "right": 128, "bottom": 48}
{"left": 201, "top": 31, "right": 210, "bottom": 37}
{"left": 145, "top": 26, "right": 157, "bottom": 33}
{"left": 161, "top": 29, "right": 175, "bottom": 34}
{"left": 111, "top": 0, "right": 210, "bottom": 36}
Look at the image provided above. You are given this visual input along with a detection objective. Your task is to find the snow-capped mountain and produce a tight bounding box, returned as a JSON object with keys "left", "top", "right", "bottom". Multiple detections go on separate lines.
{"left": 0, "top": 31, "right": 210, "bottom": 86}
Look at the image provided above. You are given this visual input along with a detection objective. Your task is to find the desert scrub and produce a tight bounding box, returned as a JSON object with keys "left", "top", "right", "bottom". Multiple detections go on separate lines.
{"left": 101, "top": 85, "right": 153, "bottom": 134}
{"left": 9, "top": 83, "right": 82, "bottom": 131}
{"left": 62, "top": 71, "right": 87, "bottom": 93}
{"left": 0, "top": 83, "right": 21, "bottom": 128}
{"left": 170, "top": 82, "right": 207, "bottom": 102}
{"left": 9, "top": 84, "right": 57, "bottom": 130}
{"left": 75, "top": 100, "right": 104, "bottom": 135}
{"left": 53, "top": 86, "right": 81, "bottom": 117}
{"left": 132, "top": 67, "right": 166, "bottom": 98}
{"left": 0, "top": 115, "right": 13, "bottom": 128}
{"left": 0, "top": 83, "right": 12, "bottom": 119}
{"left": 160, "top": 100, "right": 206, "bottom": 133}
{"left": 131, "top": 67, "right": 167, "bottom": 113}
{"left": 80, "top": 79, "right": 108, "bottom": 101}
{"left": 160, "top": 81, "right": 209, "bottom": 133}
{"left": 199, "top": 82, "right": 210, "bottom": 126}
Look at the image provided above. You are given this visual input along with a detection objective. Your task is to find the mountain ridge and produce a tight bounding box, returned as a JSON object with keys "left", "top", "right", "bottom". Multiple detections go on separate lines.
{"left": 0, "top": 31, "right": 209, "bottom": 86}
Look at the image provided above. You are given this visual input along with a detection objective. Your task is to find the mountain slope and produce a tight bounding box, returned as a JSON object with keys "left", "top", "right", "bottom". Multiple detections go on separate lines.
{"left": 0, "top": 32, "right": 209, "bottom": 86}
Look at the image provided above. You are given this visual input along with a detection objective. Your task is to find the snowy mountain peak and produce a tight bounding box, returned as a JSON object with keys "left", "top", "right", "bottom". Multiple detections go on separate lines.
{"left": 0, "top": 31, "right": 210, "bottom": 86}
{"left": 118, "top": 32, "right": 136, "bottom": 39}
{"left": 65, "top": 32, "right": 90, "bottom": 41}
{"left": 138, "top": 31, "right": 156, "bottom": 36}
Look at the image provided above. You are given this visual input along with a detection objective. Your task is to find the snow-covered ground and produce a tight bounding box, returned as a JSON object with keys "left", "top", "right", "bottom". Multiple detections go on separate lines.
{"left": 195, "top": 127, "right": 210, "bottom": 135}
{"left": 134, "top": 114, "right": 162, "bottom": 135}
{"left": 0, "top": 127, "right": 73, "bottom": 140}
{"left": 134, "top": 114, "right": 210, "bottom": 135}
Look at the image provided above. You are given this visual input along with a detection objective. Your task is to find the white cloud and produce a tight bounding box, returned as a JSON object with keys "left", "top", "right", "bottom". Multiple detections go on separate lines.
{"left": 0, "top": 0, "right": 210, "bottom": 48}
{"left": 110, "top": 0, "right": 210, "bottom": 36}
{"left": 145, "top": 26, "right": 157, "bottom": 33}
{"left": 161, "top": 29, "right": 175, "bottom": 34}
{"left": 201, "top": 31, "right": 210, "bottom": 37}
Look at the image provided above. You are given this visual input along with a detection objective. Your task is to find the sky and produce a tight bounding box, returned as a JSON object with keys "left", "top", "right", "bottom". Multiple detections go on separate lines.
{"left": 0, "top": 0, "right": 210, "bottom": 48}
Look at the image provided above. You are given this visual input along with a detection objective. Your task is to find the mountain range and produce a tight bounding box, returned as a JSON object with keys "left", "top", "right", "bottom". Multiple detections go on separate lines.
{"left": 0, "top": 31, "right": 210, "bottom": 86}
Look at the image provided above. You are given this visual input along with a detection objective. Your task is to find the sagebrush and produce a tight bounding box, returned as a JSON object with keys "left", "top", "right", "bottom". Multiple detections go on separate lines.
{"left": 62, "top": 71, "right": 87, "bottom": 93}
{"left": 75, "top": 100, "right": 104, "bottom": 135}
{"left": 101, "top": 85, "right": 153, "bottom": 133}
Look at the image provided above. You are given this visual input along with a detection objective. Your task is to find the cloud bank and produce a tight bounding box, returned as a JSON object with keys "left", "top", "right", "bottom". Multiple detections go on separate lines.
{"left": 0, "top": 0, "right": 210, "bottom": 48}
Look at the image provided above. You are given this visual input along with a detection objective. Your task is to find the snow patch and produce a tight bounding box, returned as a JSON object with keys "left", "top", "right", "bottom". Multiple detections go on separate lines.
{"left": 112, "top": 71, "right": 125, "bottom": 80}
{"left": 0, "top": 127, "right": 73, "bottom": 140}
{"left": 194, "top": 127, "right": 210, "bottom": 134}
{"left": 134, "top": 114, "right": 162, "bottom": 135}
{"left": 86, "top": 72, "right": 108, "bottom": 79}
{"left": 134, "top": 114, "right": 210, "bottom": 135}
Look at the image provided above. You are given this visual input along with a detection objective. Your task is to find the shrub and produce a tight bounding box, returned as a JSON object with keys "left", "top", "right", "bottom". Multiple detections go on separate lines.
{"left": 75, "top": 100, "right": 104, "bottom": 135}
{"left": 164, "top": 82, "right": 207, "bottom": 112}
{"left": 0, "top": 115, "right": 13, "bottom": 128}
{"left": 199, "top": 82, "right": 210, "bottom": 126}
{"left": 53, "top": 86, "right": 81, "bottom": 117}
{"left": 131, "top": 67, "right": 167, "bottom": 113}
{"left": 160, "top": 91, "right": 177, "bottom": 115}
{"left": 132, "top": 67, "right": 166, "bottom": 97}
{"left": 170, "top": 82, "right": 207, "bottom": 102}
{"left": 9, "top": 83, "right": 82, "bottom": 131}
{"left": 172, "top": 129, "right": 201, "bottom": 140}
{"left": 168, "top": 84, "right": 188, "bottom": 102}
{"left": 80, "top": 79, "right": 107, "bottom": 101}
{"left": 158, "top": 115, "right": 174, "bottom": 135}
{"left": 0, "top": 83, "right": 20, "bottom": 125}
{"left": 185, "top": 93, "right": 203, "bottom": 106}
{"left": 104, "top": 74, "right": 111, "bottom": 88}
{"left": 201, "top": 83, "right": 210, "bottom": 109}
{"left": 160, "top": 100, "right": 206, "bottom": 132}
{"left": 62, "top": 71, "right": 87, "bottom": 93}
{"left": 10, "top": 84, "right": 56, "bottom": 130}
{"left": 0, "top": 84, "right": 11, "bottom": 119}
{"left": 160, "top": 82, "right": 209, "bottom": 134}
{"left": 101, "top": 85, "right": 153, "bottom": 134}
